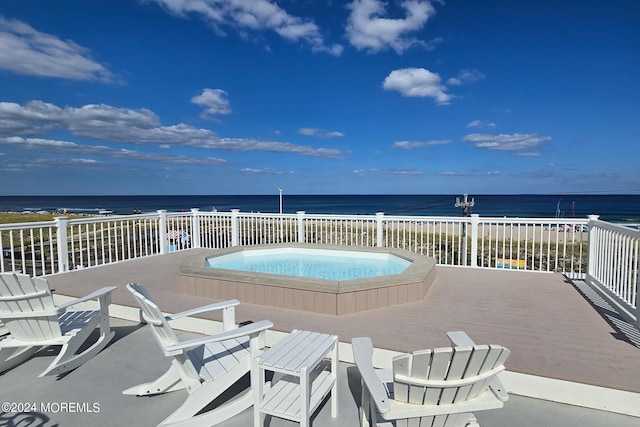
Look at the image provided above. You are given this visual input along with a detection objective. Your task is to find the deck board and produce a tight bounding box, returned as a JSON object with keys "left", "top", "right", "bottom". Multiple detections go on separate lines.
{"left": 46, "top": 248, "right": 640, "bottom": 393}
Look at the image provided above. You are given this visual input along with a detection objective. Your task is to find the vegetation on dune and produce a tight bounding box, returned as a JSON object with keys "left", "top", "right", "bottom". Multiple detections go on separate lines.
{"left": 0, "top": 212, "right": 88, "bottom": 224}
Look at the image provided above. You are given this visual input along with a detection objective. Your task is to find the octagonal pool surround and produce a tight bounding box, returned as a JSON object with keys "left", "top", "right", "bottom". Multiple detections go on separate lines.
{"left": 179, "top": 244, "right": 436, "bottom": 315}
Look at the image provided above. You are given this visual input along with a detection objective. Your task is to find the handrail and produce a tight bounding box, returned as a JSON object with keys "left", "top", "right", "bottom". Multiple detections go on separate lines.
{"left": 586, "top": 218, "right": 639, "bottom": 328}
{"left": 3, "top": 209, "right": 637, "bottom": 327}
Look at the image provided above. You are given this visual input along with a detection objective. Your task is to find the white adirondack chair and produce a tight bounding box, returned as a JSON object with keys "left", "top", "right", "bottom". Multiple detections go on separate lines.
{"left": 124, "top": 283, "right": 273, "bottom": 427}
{"left": 352, "top": 331, "right": 510, "bottom": 427}
{"left": 0, "top": 272, "right": 116, "bottom": 377}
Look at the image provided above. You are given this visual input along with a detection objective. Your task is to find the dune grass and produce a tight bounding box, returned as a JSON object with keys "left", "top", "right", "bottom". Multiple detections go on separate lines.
{"left": 0, "top": 212, "right": 87, "bottom": 224}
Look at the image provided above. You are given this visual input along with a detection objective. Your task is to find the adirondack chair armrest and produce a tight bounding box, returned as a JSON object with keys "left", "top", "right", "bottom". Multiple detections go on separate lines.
{"left": 2, "top": 286, "right": 118, "bottom": 319}
{"left": 166, "top": 299, "right": 240, "bottom": 320}
{"left": 56, "top": 286, "right": 118, "bottom": 311}
{"left": 166, "top": 299, "right": 240, "bottom": 328}
{"left": 447, "top": 330, "right": 475, "bottom": 347}
{"left": 352, "top": 337, "right": 392, "bottom": 414}
{"left": 164, "top": 319, "right": 273, "bottom": 354}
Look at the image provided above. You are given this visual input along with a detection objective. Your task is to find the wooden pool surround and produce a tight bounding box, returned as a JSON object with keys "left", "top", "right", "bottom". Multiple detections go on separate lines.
{"left": 179, "top": 243, "right": 436, "bottom": 315}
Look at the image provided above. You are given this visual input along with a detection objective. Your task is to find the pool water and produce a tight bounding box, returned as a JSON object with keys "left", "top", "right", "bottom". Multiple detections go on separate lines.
{"left": 206, "top": 248, "right": 410, "bottom": 280}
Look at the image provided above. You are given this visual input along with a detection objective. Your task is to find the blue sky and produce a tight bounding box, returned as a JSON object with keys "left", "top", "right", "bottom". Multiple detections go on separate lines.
{"left": 0, "top": 0, "right": 638, "bottom": 196}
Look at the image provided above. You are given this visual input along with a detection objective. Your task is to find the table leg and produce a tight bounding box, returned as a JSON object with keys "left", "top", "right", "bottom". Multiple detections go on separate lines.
{"left": 254, "top": 358, "right": 265, "bottom": 427}
{"left": 301, "top": 365, "right": 310, "bottom": 427}
{"left": 331, "top": 338, "right": 339, "bottom": 417}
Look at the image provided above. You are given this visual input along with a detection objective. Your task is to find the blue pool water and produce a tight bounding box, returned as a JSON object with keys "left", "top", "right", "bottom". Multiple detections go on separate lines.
{"left": 206, "top": 248, "right": 410, "bottom": 280}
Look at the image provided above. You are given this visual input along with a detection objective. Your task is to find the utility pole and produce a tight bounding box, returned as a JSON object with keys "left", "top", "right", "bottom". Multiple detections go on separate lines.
{"left": 455, "top": 194, "right": 475, "bottom": 266}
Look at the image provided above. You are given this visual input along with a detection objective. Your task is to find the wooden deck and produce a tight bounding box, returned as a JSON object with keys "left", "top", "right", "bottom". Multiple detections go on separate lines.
{"left": 46, "top": 248, "right": 640, "bottom": 394}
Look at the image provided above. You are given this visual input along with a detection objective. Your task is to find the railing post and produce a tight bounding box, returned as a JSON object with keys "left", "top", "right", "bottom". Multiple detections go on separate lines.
{"left": 158, "top": 210, "right": 168, "bottom": 254}
{"left": 470, "top": 214, "right": 479, "bottom": 267}
{"left": 376, "top": 212, "right": 385, "bottom": 247}
{"left": 586, "top": 215, "right": 600, "bottom": 280}
{"left": 54, "top": 216, "right": 69, "bottom": 273}
{"left": 231, "top": 209, "right": 240, "bottom": 247}
{"left": 297, "top": 211, "right": 306, "bottom": 243}
{"left": 190, "top": 208, "right": 201, "bottom": 248}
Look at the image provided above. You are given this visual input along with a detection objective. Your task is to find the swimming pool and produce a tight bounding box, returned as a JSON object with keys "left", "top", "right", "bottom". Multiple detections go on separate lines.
{"left": 205, "top": 247, "right": 410, "bottom": 280}
{"left": 179, "top": 244, "right": 436, "bottom": 315}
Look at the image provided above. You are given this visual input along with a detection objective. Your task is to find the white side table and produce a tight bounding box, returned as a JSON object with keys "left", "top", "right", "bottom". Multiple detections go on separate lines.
{"left": 254, "top": 329, "right": 338, "bottom": 427}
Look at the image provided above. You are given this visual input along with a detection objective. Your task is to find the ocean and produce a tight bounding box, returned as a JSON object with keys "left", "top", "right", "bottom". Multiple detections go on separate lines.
{"left": 1, "top": 194, "right": 639, "bottom": 223}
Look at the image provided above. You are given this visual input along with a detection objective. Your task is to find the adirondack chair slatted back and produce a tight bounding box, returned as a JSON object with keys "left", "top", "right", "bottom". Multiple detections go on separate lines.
{"left": 392, "top": 344, "right": 510, "bottom": 427}
{"left": 0, "top": 273, "right": 62, "bottom": 341}
{"left": 126, "top": 283, "right": 179, "bottom": 349}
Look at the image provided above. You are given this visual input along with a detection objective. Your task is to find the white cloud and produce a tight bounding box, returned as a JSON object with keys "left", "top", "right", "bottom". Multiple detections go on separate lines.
{"left": 579, "top": 172, "right": 619, "bottom": 179}
{"left": 346, "top": 0, "right": 436, "bottom": 54}
{"left": 191, "top": 88, "right": 232, "bottom": 119}
{"left": 0, "top": 18, "right": 113, "bottom": 81}
{"left": 447, "top": 69, "right": 485, "bottom": 86}
{"left": 148, "top": 0, "right": 342, "bottom": 55}
{"left": 353, "top": 167, "right": 425, "bottom": 176}
{"left": 515, "top": 152, "right": 541, "bottom": 157}
{"left": 0, "top": 136, "right": 228, "bottom": 165}
{"left": 240, "top": 167, "right": 288, "bottom": 174}
{"left": 438, "top": 171, "right": 469, "bottom": 176}
{"left": 462, "top": 133, "right": 552, "bottom": 151}
{"left": 466, "top": 120, "right": 495, "bottom": 128}
{"left": 0, "top": 100, "right": 342, "bottom": 158}
{"left": 393, "top": 139, "right": 450, "bottom": 149}
{"left": 31, "top": 157, "right": 104, "bottom": 167}
{"left": 383, "top": 68, "right": 450, "bottom": 104}
{"left": 298, "top": 128, "right": 344, "bottom": 138}
{"left": 69, "top": 158, "right": 100, "bottom": 164}
{"left": 424, "top": 36, "right": 444, "bottom": 51}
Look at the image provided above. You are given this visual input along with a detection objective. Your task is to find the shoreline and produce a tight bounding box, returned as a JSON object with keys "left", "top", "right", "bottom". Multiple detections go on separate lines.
{"left": 1, "top": 194, "right": 640, "bottom": 221}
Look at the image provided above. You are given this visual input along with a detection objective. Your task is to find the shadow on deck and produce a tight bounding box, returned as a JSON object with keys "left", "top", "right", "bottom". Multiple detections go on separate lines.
{"left": 44, "top": 249, "right": 640, "bottom": 394}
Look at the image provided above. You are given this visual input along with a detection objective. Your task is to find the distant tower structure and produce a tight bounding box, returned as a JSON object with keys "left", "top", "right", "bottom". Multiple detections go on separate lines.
{"left": 455, "top": 194, "right": 475, "bottom": 217}
{"left": 455, "top": 194, "right": 475, "bottom": 267}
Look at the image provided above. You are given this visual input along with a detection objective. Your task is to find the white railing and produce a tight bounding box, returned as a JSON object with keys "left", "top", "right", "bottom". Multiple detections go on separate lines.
{"left": 586, "top": 218, "right": 639, "bottom": 328}
{"left": 235, "top": 211, "right": 299, "bottom": 246}
{"left": 0, "top": 219, "right": 58, "bottom": 277}
{"left": 66, "top": 214, "right": 163, "bottom": 270}
{"left": 303, "top": 212, "right": 378, "bottom": 247}
{"left": 4, "top": 208, "right": 638, "bottom": 322}
{"left": 0, "top": 209, "right": 593, "bottom": 276}
{"left": 195, "top": 211, "right": 233, "bottom": 249}
{"left": 471, "top": 215, "right": 589, "bottom": 278}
